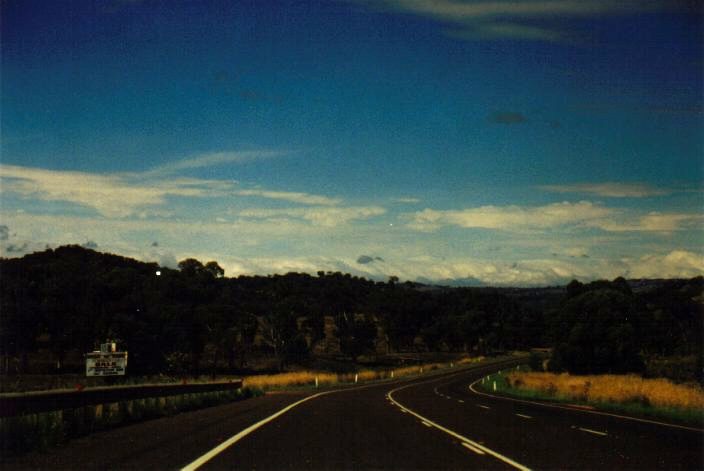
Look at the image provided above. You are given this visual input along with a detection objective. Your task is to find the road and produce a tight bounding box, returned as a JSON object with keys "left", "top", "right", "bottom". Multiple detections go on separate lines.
{"left": 5, "top": 359, "right": 702, "bottom": 470}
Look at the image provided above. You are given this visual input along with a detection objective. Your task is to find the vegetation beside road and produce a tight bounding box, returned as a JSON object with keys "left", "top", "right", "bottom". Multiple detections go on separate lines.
{"left": 244, "top": 356, "right": 485, "bottom": 390}
{"left": 478, "top": 368, "right": 704, "bottom": 426}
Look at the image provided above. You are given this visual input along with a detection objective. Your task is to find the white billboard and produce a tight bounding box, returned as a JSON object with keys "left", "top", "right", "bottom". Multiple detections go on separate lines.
{"left": 85, "top": 352, "right": 128, "bottom": 376}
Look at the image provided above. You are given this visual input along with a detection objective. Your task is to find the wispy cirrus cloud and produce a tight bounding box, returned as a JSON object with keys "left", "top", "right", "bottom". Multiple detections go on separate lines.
{"left": 408, "top": 201, "right": 613, "bottom": 232}
{"left": 539, "top": 182, "right": 669, "bottom": 198}
{"left": 235, "top": 189, "right": 341, "bottom": 206}
{"left": 143, "top": 150, "right": 286, "bottom": 176}
{"left": 237, "top": 206, "right": 386, "bottom": 227}
{"left": 358, "top": 0, "right": 676, "bottom": 42}
{"left": 0, "top": 164, "right": 219, "bottom": 218}
{"left": 0, "top": 157, "right": 349, "bottom": 218}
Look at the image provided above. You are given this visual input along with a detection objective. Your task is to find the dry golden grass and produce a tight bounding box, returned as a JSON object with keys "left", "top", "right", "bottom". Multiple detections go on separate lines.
{"left": 506, "top": 372, "right": 704, "bottom": 410}
{"left": 243, "top": 356, "right": 483, "bottom": 390}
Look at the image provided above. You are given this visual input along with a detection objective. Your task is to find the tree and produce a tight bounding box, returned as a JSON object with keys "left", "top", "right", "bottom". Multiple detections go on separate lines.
{"left": 204, "top": 261, "right": 225, "bottom": 278}
{"left": 335, "top": 314, "right": 377, "bottom": 361}
{"left": 549, "top": 281, "right": 643, "bottom": 374}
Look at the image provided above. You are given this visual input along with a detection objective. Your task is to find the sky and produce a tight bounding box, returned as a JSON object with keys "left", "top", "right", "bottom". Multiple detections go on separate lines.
{"left": 1, "top": 0, "right": 703, "bottom": 286}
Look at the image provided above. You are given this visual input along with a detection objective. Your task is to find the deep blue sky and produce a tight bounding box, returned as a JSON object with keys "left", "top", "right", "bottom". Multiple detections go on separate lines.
{"left": 1, "top": 0, "right": 702, "bottom": 285}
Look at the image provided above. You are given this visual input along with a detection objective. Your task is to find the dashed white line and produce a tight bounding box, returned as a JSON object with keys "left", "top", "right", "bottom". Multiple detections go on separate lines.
{"left": 462, "top": 442, "right": 487, "bottom": 455}
{"left": 515, "top": 413, "right": 532, "bottom": 419}
{"left": 477, "top": 404, "right": 491, "bottom": 410}
{"left": 579, "top": 427, "right": 608, "bottom": 437}
{"left": 458, "top": 399, "right": 465, "bottom": 403}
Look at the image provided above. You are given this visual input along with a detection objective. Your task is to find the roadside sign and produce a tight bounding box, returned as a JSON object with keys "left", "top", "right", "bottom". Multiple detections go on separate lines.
{"left": 85, "top": 352, "right": 128, "bottom": 376}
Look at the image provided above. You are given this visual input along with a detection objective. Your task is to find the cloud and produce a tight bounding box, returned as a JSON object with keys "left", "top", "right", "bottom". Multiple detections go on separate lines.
{"left": 358, "top": 0, "right": 673, "bottom": 42}
{"left": 624, "top": 250, "right": 704, "bottom": 279}
{"left": 408, "top": 201, "right": 702, "bottom": 234}
{"left": 238, "top": 206, "right": 386, "bottom": 227}
{"left": 357, "top": 255, "right": 384, "bottom": 264}
{"left": 145, "top": 150, "right": 285, "bottom": 176}
{"left": 0, "top": 225, "right": 8, "bottom": 241}
{"left": 5, "top": 243, "right": 28, "bottom": 254}
{"left": 0, "top": 164, "right": 223, "bottom": 218}
{"left": 488, "top": 111, "right": 528, "bottom": 124}
{"left": 408, "top": 201, "right": 613, "bottom": 232}
{"left": 450, "top": 23, "right": 563, "bottom": 42}
{"left": 235, "top": 189, "right": 341, "bottom": 206}
{"left": 592, "top": 212, "right": 703, "bottom": 233}
{"left": 392, "top": 197, "right": 421, "bottom": 204}
{"left": 0, "top": 162, "right": 345, "bottom": 218}
{"left": 539, "top": 182, "right": 669, "bottom": 198}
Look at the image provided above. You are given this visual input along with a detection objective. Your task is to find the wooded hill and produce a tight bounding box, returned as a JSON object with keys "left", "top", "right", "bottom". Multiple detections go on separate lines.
{"left": 1, "top": 246, "right": 701, "bottom": 381}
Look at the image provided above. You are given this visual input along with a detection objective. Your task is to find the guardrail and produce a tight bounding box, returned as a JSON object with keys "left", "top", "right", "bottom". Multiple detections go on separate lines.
{"left": 0, "top": 380, "right": 242, "bottom": 418}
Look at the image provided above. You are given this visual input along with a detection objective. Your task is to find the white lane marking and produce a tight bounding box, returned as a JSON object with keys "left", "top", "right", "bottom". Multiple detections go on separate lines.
{"left": 468, "top": 377, "right": 704, "bottom": 433}
{"left": 579, "top": 427, "right": 607, "bottom": 437}
{"left": 421, "top": 420, "right": 433, "bottom": 427}
{"left": 182, "top": 359, "right": 522, "bottom": 471}
{"left": 477, "top": 404, "right": 491, "bottom": 410}
{"left": 458, "top": 400, "right": 465, "bottom": 403}
{"left": 388, "top": 384, "right": 531, "bottom": 471}
{"left": 462, "top": 442, "right": 487, "bottom": 455}
{"left": 515, "top": 413, "right": 532, "bottom": 419}
{"left": 180, "top": 391, "right": 333, "bottom": 471}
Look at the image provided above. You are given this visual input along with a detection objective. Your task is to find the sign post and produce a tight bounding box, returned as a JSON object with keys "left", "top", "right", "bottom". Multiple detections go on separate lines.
{"left": 85, "top": 343, "right": 128, "bottom": 377}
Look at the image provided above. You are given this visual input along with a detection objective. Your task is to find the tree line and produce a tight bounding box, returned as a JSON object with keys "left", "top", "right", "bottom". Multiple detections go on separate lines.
{"left": 1, "top": 246, "right": 701, "bottom": 380}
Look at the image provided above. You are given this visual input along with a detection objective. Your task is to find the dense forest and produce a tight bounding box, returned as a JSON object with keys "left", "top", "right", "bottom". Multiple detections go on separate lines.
{"left": 1, "top": 246, "right": 702, "bottom": 381}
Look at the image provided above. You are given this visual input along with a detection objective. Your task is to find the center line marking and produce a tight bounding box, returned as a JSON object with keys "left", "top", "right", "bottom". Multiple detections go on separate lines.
{"left": 462, "top": 442, "right": 486, "bottom": 455}
{"left": 515, "top": 413, "right": 532, "bottom": 419}
{"left": 579, "top": 427, "right": 608, "bottom": 436}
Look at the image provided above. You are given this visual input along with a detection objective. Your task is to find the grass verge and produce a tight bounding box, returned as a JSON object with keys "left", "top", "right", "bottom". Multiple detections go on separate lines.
{"left": 243, "top": 356, "right": 486, "bottom": 391}
{"left": 476, "top": 367, "right": 704, "bottom": 427}
{"left": 0, "top": 387, "right": 261, "bottom": 457}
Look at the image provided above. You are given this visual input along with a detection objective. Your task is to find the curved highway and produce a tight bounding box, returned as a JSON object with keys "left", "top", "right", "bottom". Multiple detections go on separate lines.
{"left": 5, "top": 358, "right": 702, "bottom": 470}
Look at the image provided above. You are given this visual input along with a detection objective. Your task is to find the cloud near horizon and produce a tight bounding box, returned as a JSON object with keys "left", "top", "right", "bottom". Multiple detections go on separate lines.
{"left": 407, "top": 201, "right": 702, "bottom": 234}
{"left": 407, "top": 201, "right": 613, "bottom": 232}
{"left": 539, "top": 182, "right": 669, "bottom": 198}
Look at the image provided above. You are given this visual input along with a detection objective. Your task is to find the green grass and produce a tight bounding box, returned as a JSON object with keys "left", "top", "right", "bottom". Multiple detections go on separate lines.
{"left": 476, "top": 368, "right": 704, "bottom": 427}
{"left": 0, "top": 387, "right": 261, "bottom": 457}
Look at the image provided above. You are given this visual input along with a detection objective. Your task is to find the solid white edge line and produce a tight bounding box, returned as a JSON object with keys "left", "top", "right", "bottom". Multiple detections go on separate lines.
{"left": 579, "top": 427, "right": 608, "bottom": 437}
{"left": 388, "top": 382, "right": 531, "bottom": 471}
{"left": 468, "top": 378, "right": 704, "bottom": 433}
{"left": 180, "top": 391, "right": 333, "bottom": 471}
{"left": 515, "top": 413, "right": 532, "bottom": 419}
{"left": 462, "top": 442, "right": 486, "bottom": 455}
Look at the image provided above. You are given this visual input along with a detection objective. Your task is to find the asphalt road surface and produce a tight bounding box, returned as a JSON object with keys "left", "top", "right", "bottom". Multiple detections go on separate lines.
{"left": 5, "top": 358, "right": 702, "bottom": 470}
